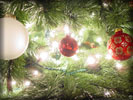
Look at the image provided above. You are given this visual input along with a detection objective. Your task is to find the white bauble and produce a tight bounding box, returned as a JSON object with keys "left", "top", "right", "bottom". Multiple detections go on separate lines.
{"left": 0, "top": 17, "right": 29, "bottom": 60}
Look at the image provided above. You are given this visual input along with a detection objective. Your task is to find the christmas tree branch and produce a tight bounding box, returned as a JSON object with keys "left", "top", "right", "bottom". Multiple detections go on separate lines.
{"left": 7, "top": 60, "right": 13, "bottom": 92}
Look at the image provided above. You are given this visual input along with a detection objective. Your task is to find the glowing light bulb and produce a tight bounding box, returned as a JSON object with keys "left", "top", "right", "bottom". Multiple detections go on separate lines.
{"left": 56, "top": 60, "right": 61, "bottom": 65}
{"left": 90, "top": 12, "right": 95, "bottom": 18}
{"left": 25, "top": 23, "right": 33, "bottom": 29}
{"left": 62, "top": 63, "right": 68, "bottom": 70}
{"left": 105, "top": 54, "right": 112, "bottom": 60}
{"left": 108, "top": 49, "right": 113, "bottom": 55}
{"left": 52, "top": 41, "right": 59, "bottom": 48}
{"left": 116, "top": 63, "right": 122, "bottom": 69}
{"left": 64, "top": 25, "right": 70, "bottom": 34}
{"left": 71, "top": 55, "right": 79, "bottom": 61}
{"left": 50, "top": 30, "right": 56, "bottom": 38}
{"left": 71, "top": 33, "right": 75, "bottom": 38}
{"left": 29, "top": 32, "right": 32, "bottom": 35}
{"left": 78, "top": 41, "right": 81, "bottom": 46}
{"left": 32, "top": 36, "right": 39, "bottom": 41}
{"left": 86, "top": 56, "right": 96, "bottom": 65}
{"left": 104, "top": 91, "right": 110, "bottom": 96}
{"left": 79, "top": 28, "right": 86, "bottom": 36}
{"left": 39, "top": 52, "right": 49, "bottom": 61}
{"left": 95, "top": 54, "right": 102, "bottom": 59}
{"left": 51, "top": 59, "right": 61, "bottom": 65}
{"left": 103, "top": 2, "right": 108, "bottom": 7}
{"left": 33, "top": 70, "right": 39, "bottom": 76}
{"left": 24, "top": 81, "right": 31, "bottom": 87}
{"left": 11, "top": 81, "right": 16, "bottom": 86}
{"left": 96, "top": 37, "right": 102, "bottom": 43}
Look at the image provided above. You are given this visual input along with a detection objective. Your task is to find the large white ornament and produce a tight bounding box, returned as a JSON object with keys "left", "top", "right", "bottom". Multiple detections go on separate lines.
{"left": 0, "top": 17, "right": 29, "bottom": 60}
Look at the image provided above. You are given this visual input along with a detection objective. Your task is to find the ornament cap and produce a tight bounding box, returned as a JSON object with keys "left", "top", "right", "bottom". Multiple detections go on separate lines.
{"left": 115, "top": 28, "right": 123, "bottom": 34}
{"left": 4, "top": 14, "right": 16, "bottom": 19}
{"left": 66, "top": 34, "right": 71, "bottom": 38}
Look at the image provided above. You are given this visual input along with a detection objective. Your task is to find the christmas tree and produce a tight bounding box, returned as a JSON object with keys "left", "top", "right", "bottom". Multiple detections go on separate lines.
{"left": 0, "top": 0, "right": 133, "bottom": 100}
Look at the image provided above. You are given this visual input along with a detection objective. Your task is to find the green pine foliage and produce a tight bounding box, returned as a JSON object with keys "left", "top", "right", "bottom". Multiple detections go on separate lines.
{"left": 0, "top": 0, "right": 133, "bottom": 100}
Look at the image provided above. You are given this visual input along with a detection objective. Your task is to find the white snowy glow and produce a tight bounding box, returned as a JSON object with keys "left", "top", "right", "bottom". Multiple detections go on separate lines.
{"left": 32, "top": 36, "right": 39, "bottom": 41}
{"left": 64, "top": 24, "right": 70, "bottom": 34}
{"left": 71, "top": 33, "right": 75, "bottom": 38}
{"left": 86, "top": 56, "right": 96, "bottom": 65}
{"left": 51, "top": 58, "right": 61, "bottom": 65}
{"left": 33, "top": 70, "right": 39, "bottom": 76}
{"left": 96, "top": 37, "right": 102, "bottom": 43}
{"left": 24, "top": 81, "right": 31, "bottom": 87}
{"left": 56, "top": 60, "right": 61, "bottom": 65}
{"left": 116, "top": 63, "right": 122, "bottom": 70}
{"left": 104, "top": 91, "right": 110, "bottom": 96}
{"left": 78, "top": 41, "right": 81, "bottom": 46}
{"left": 95, "top": 54, "right": 102, "bottom": 59}
{"left": 103, "top": 2, "right": 108, "bottom": 7}
{"left": 105, "top": 54, "right": 112, "bottom": 60}
{"left": 90, "top": 12, "right": 95, "bottom": 18}
{"left": 108, "top": 49, "right": 113, "bottom": 55}
{"left": 52, "top": 41, "right": 59, "bottom": 48}
{"left": 39, "top": 52, "right": 49, "bottom": 61}
{"left": 50, "top": 30, "right": 56, "bottom": 38}
{"left": 71, "top": 55, "right": 79, "bottom": 61}
{"left": 25, "top": 23, "right": 33, "bottom": 29}
{"left": 79, "top": 28, "right": 86, "bottom": 36}
{"left": 11, "top": 81, "right": 16, "bottom": 86}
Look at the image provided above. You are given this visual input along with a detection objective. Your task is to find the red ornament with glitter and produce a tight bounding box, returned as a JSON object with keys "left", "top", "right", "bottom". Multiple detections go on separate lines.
{"left": 59, "top": 35, "right": 78, "bottom": 57}
{"left": 107, "top": 29, "right": 133, "bottom": 60}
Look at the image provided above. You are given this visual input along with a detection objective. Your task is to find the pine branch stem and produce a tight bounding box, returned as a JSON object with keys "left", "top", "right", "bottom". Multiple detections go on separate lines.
{"left": 7, "top": 60, "right": 13, "bottom": 92}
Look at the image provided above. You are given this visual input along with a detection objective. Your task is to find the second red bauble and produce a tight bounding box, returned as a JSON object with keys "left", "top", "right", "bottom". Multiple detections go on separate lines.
{"left": 107, "top": 29, "right": 133, "bottom": 60}
{"left": 59, "top": 35, "right": 78, "bottom": 57}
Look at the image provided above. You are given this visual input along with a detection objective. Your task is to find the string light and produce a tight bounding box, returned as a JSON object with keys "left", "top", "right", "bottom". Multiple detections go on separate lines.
{"left": 75, "top": 36, "right": 79, "bottom": 41}
{"left": 50, "top": 30, "right": 56, "bottom": 38}
{"left": 104, "top": 91, "right": 110, "bottom": 96}
{"left": 78, "top": 50, "right": 84, "bottom": 53}
{"left": 64, "top": 24, "right": 70, "bottom": 34}
{"left": 90, "top": 12, "right": 95, "bottom": 18}
{"left": 24, "top": 81, "right": 31, "bottom": 87}
{"left": 71, "top": 33, "right": 75, "bottom": 38}
{"left": 108, "top": 49, "right": 113, "bottom": 55}
{"left": 32, "top": 36, "right": 39, "bottom": 41}
{"left": 95, "top": 54, "right": 102, "bottom": 59}
{"left": 115, "top": 63, "right": 122, "bottom": 70}
{"left": 105, "top": 54, "right": 112, "bottom": 60}
{"left": 11, "top": 81, "right": 16, "bottom": 86}
{"left": 78, "top": 41, "right": 81, "bottom": 46}
{"left": 96, "top": 37, "right": 102, "bottom": 43}
{"left": 52, "top": 41, "right": 59, "bottom": 49}
{"left": 25, "top": 22, "right": 33, "bottom": 29}
{"left": 56, "top": 60, "right": 61, "bottom": 65}
{"left": 103, "top": 2, "right": 108, "bottom": 7}
{"left": 29, "top": 32, "right": 32, "bottom": 35}
{"left": 51, "top": 58, "right": 61, "bottom": 65}
{"left": 39, "top": 52, "right": 49, "bottom": 61}
{"left": 62, "top": 63, "right": 68, "bottom": 70}
{"left": 71, "top": 55, "right": 79, "bottom": 61}
{"left": 79, "top": 28, "right": 86, "bottom": 36}
{"left": 76, "top": 50, "right": 80, "bottom": 54}
{"left": 86, "top": 56, "right": 96, "bottom": 65}
{"left": 33, "top": 70, "right": 39, "bottom": 76}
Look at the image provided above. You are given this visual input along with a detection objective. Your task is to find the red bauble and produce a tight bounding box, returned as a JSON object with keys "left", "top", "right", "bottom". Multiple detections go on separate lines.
{"left": 107, "top": 29, "right": 133, "bottom": 60}
{"left": 59, "top": 35, "right": 78, "bottom": 57}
